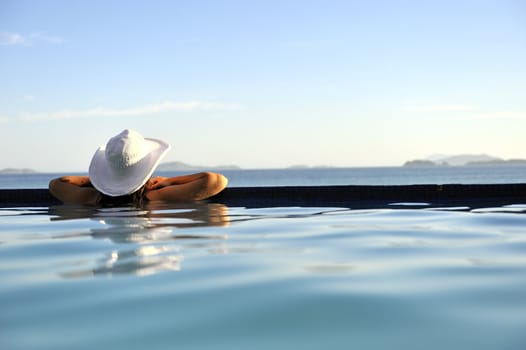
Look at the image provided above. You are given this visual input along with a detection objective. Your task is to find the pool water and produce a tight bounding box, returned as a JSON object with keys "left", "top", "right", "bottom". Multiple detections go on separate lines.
{"left": 1, "top": 203, "right": 526, "bottom": 350}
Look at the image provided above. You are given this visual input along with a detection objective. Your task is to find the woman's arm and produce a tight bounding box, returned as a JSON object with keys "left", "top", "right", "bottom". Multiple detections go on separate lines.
{"left": 48, "top": 176, "right": 101, "bottom": 205}
{"left": 145, "top": 172, "right": 228, "bottom": 202}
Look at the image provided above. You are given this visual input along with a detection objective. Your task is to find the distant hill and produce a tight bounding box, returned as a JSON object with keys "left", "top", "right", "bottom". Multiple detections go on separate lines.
{"left": 403, "top": 160, "right": 439, "bottom": 167}
{"left": 404, "top": 154, "right": 526, "bottom": 167}
{"left": 466, "top": 159, "right": 526, "bottom": 166}
{"left": 0, "top": 168, "right": 38, "bottom": 174}
{"left": 287, "top": 165, "right": 335, "bottom": 169}
{"left": 434, "top": 154, "right": 501, "bottom": 166}
{"left": 157, "top": 161, "right": 241, "bottom": 172}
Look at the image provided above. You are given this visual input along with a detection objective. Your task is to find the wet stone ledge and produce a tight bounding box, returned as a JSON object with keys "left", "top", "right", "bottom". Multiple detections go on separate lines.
{"left": 1, "top": 184, "right": 526, "bottom": 209}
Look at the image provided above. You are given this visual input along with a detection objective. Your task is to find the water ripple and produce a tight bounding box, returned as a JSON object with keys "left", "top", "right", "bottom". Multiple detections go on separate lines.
{"left": 1, "top": 203, "right": 526, "bottom": 349}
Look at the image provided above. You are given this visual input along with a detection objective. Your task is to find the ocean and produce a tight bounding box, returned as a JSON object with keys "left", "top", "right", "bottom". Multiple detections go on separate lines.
{"left": 1, "top": 165, "right": 526, "bottom": 189}
{"left": 1, "top": 165, "right": 526, "bottom": 350}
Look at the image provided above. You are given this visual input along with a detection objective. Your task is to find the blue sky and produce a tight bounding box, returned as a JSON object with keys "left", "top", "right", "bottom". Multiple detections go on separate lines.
{"left": 1, "top": 0, "right": 525, "bottom": 172}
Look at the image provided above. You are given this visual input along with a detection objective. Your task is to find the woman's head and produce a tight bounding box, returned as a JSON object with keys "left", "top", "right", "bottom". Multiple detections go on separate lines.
{"left": 89, "top": 129, "right": 171, "bottom": 197}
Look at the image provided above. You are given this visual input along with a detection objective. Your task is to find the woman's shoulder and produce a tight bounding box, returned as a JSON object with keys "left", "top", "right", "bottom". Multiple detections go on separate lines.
{"left": 48, "top": 176, "right": 101, "bottom": 205}
{"left": 144, "top": 172, "right": 228, "bottom": 202}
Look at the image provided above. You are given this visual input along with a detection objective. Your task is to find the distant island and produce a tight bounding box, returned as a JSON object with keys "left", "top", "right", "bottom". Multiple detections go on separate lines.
{"left": 403, "top": 160, "right": 441, "bottom": 167}
{"left": 404, "top": 154, "right": 526, "bottom": 167}
{"left": 287, "top": 165, "right": 335, "bottom": 169}
{"left": 0, "top": 168, "right": 38, "bottom": 174}
{"left": 157, "top": 161, "right": 241, "bottom": 172}
{"left": 466, "top": 159, "right": 526, "bottom": 166}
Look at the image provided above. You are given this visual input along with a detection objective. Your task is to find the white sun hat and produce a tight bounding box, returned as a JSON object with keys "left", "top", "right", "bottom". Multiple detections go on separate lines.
{"left": 89, "top": 129, "right": 171, "bottom": 196}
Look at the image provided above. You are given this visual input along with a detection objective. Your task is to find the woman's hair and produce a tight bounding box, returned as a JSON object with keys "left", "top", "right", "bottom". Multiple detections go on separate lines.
{"left": 98, "top": 186, "right": 147, "bottom": 207}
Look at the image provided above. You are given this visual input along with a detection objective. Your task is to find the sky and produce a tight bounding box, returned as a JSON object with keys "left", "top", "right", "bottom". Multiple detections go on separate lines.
{"left": 1, "top": 0, "right": 525, "bottom": 172}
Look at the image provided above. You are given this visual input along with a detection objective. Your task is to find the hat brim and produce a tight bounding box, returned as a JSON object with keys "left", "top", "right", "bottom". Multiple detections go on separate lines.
{"left": 89, "top": 137, "right": 170, "bottom": 197}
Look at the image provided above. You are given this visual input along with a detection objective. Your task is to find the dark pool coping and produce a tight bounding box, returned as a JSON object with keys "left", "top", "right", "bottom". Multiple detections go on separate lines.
{"left": 1, "top": 184, "right": 526, "bottom": 209}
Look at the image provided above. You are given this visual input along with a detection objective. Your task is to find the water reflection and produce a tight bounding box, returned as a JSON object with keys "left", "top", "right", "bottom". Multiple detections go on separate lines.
{"left": 49, "top": 202, "right": 230, "bottom": 278}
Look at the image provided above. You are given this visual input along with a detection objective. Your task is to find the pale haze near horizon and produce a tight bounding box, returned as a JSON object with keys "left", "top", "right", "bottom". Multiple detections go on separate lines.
{"left": 1, "top": 0, "right": 525, "bottom": 172}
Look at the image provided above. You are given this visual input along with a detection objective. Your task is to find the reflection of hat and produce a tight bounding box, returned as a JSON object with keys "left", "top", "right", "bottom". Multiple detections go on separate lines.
{"left": 89, "top": 129, "right": 170, "bottom": 196}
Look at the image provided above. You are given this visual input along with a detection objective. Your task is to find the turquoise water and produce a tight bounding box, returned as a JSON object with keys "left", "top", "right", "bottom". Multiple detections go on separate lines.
{"left": 1, "top": 202, "right": 526, "bottom": 349}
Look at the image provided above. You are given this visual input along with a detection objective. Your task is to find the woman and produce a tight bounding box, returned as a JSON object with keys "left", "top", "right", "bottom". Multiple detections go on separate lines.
{"left": 49, "top": 129, "right": 228, "bottom": 206}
